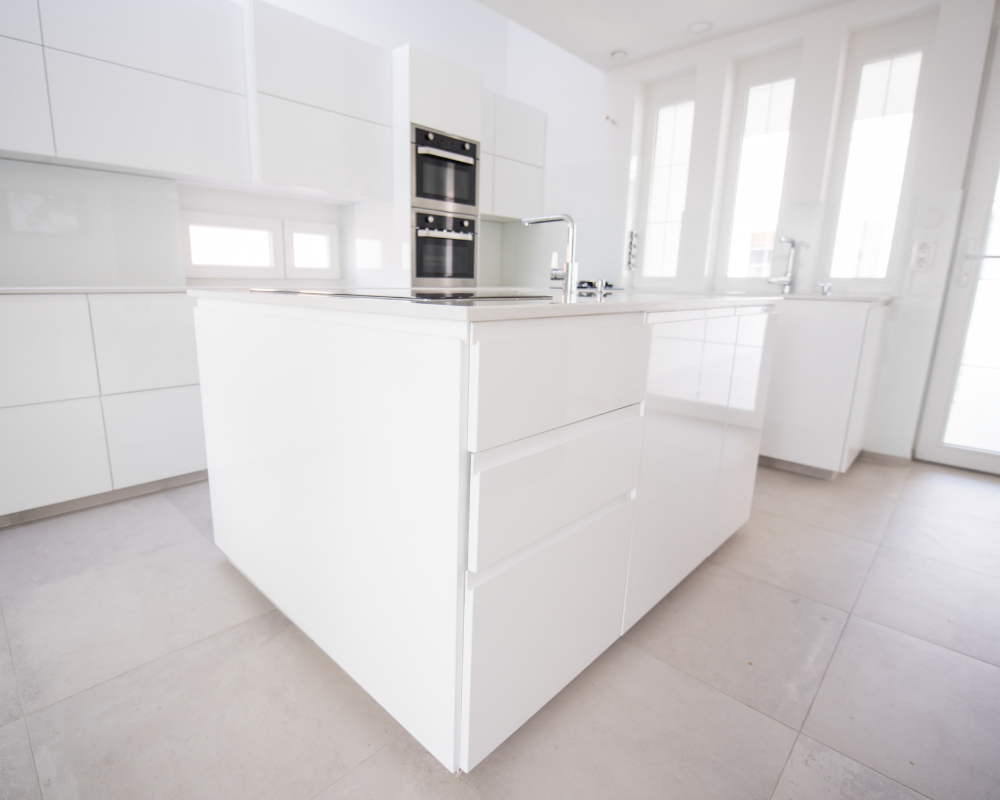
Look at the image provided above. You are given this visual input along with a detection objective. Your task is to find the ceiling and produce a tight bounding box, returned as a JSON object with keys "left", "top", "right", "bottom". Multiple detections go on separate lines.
{"left": 479, "top": 0, "right": 849, "bottom": 69}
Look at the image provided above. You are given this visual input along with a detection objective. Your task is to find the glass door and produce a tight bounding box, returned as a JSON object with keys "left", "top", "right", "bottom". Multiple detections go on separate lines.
{"left": 917, "top": 27, "right": 1000, "bottom": 474}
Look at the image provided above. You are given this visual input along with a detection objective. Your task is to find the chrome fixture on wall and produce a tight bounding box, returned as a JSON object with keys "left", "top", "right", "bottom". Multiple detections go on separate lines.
{"left": 767, "top": 236, "right": 797, "bottom": 294}
{"left": 522, "top": 214, "right": 578, "bottom": 302}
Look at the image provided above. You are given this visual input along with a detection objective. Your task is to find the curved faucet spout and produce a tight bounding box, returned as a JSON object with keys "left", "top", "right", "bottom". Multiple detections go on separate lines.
{"left": 522, "top": 214, "right": 578, "bottom": 302}
{"left": 767, "top": 236, "right": 797, "bottom": 295}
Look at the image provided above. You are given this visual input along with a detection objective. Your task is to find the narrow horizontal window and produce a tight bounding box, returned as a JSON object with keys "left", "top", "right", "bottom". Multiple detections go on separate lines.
{"left": 188, "top": 225, "right": 273, "bottom": 268}
{"left": 644, "top": 100, "right": 694, "bottom": 278}
{"left": 292, "top": 232, "right": 331, "bottom": 270}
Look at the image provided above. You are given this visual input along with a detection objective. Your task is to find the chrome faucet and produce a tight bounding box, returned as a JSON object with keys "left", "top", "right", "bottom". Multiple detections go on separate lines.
{"left": 522, "top": 214, "right": 578, "bottom": 303}
{"left": 767, "top": 236, "right": 797, "bottom": 294}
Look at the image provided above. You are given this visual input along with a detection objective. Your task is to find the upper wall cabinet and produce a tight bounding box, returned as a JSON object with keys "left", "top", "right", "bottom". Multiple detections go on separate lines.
{"left": 46, "top": 50, "right": 251, "bottom": 182}
{"left": 494, "top": 95, "right": 546, "bottom": 168}
{"left": 254, "top": 1, "right": 391, "bottom": 127}
{"left": 0, "top": 38, "right": 54, "bottom": 156}
{"left": 0, "top": 0, "right": 42, "bottom": 43}
{"left": 39, "top": 0, "right": 246, "bottom": 94}
{"left": 481, "top": 90, "right": 496, "bottom": 154}
{"left": 492, "top": 157, "right": 543, "bottom": 219}
{"left": 407, "top": 46, "right": 482, "bottom": 141}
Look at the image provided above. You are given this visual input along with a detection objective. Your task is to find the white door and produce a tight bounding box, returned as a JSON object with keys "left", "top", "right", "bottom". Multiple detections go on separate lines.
{"left": 916, "top": 27, "right": 1000, "bottom": 474}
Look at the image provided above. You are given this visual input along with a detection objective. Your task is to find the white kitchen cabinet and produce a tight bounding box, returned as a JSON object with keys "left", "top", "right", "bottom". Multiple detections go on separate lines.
{"left": 760, "top": 297, "right": 888, "bottom": 476}
{"left": 0, "top": 0, "right": 41, "bottom": 43}
{"left": 0, "top": 295, "right": 99, "bottom": 408}
{"left": 406, "top": 46, "right": 482, "bottom": 141}
{"left": 254, "top": 1, "right": 391, "bottom": 127}
{"left": 461, "top": 499, "right": 634, "bottom": 772}
{"left": 0, "top": 398, "right": 112, "bottom": 516}
{"left": 101, "top": 385, "right": 207, "bottom": 489}
{"left": 0, "top": 37, "right": 54, "bottom": 156}
{"left": 480, "top": 90, "right": 496, "bottom": 153}
{"left": 45, "top": 49, "right": 251, "bottom": 182}
{"left": 39, "top": 0, "right": 245, "bottom": 94}
{"left": 479, "top": 153, "right": 495, "bottom": 215}
{"left": 492, "top": 156, "right": 544, "bottom": 220}
{"left": 257, "top": 93, "right": 391, "bottom": 200}
{"left": 495, "top": 95, "right": 546, "bottom": 168}
{"left": 88, "top": 293, "right": 199, "bottom": 395}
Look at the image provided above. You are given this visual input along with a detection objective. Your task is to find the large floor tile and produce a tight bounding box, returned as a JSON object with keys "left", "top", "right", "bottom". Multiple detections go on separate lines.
{"left": 464, "top": 641, "right": 796, "bottom": 800}
{"left": 803, "top": 617, "right": 1000, "bottom": 800}
{"left": 0, "top": 612, "right": 21, "bottom": 727}
{"left": 753, "top": 467, "right": 896, "bottom": 543}
{"left": 901, "top": 462, "right": 1000, "bottom": 524}
{"left": 0, "top": 494, "right": 201, "bottom": 597}
{"left": 162, "top": 480, "right": 214, "bottom": 542}
{"left": 882, "top": 501, "right": 1000, "bottom": 579}
{"left": 0, "top": 718, "right": 41, "bottom": 800}
{"left": 835, "top": 460, "right": 911, "bottom": 500}
{"left": 854, "top": 548, "right": 1000, "bottom": 666}
{"left": 710, "top": 510, "right": 877, "bottom": 611}
{"left": 5, "top": 537, "right": 272, "bottom": 713}
{"left": 772, "top": 735, "right": 925, "bottom": 800}
{"left": 27, "top": 610, "right": 401, "bottom": 800}
{"left": 623, "top": 562, "right": 847, "bottom": 728}
{"left": 316, "top": 731, "right": 480, "bottom": 800}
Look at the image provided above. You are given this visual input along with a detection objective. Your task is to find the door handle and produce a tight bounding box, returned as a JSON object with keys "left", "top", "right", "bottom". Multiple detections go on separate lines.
{"left": 416, "top": 146, "right": 475, "bottom": 165}
{"left": 417, "top": 230, "right": 474, "bottom": 241}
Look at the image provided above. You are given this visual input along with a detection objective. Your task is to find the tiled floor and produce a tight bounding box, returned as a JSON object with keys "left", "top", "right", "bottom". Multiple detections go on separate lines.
{"left": 1, "top": 460, "right": 999, "bottom": 799}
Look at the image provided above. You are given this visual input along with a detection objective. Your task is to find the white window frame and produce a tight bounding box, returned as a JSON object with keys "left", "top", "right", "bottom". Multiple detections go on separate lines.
{"left": 816, "top": 13, "right": 936, "bottom": 293}
{"left": 181, "top": 211, "right": 284, "bottom": 279}
{"left": 713, "top": 46, "right": 801, "bottom": 295}
{"left": 283, "top": 220, "right": 341, "bottom": 279}
{"left": 634, "top": 72, "right": 696, "bottom": 289}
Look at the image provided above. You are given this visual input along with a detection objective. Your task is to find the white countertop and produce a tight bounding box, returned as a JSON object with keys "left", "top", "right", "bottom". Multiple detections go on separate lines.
{"left": 0, "top": 286, "right": 188, "bottom": 294}
{"left": 188, "top": 287, "right": 782, "bottom": 322}
{"left": 782, "top": 293, "right": 891, "bottom": 306}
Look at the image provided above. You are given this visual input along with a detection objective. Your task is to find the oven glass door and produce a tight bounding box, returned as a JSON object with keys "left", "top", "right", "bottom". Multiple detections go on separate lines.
{"left": 415, "top": 151, "right": 477, "bottom": 208}
{"left": 415, "top": 232, "right": 475, "bottom": 280}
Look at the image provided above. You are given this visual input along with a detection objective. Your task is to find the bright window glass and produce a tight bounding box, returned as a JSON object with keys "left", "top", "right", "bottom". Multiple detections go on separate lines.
{"left": 292, "top": 232, "right": 331, "bottom": 269}
{"left": 644, "top": 100, "right": 694, "bottom": 277}
{"left": 831, "top": 52, "right": 922, "bottom": 278}
{"left": 189, "top": 225, "right": 272, "bottom": 267}
{"left": 727, "top": 79, "right": 795, "bottom": 277}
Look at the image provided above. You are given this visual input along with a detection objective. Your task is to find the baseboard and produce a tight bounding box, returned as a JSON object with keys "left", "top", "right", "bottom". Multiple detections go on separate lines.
{"left": 0, "top": 470, "right": 208, "bottom": 530}
{"left": 758, "top": 455, "right": 838, "bottom": 481}
{"left": 858, "top": 450, "right": 913, "bottom": 468}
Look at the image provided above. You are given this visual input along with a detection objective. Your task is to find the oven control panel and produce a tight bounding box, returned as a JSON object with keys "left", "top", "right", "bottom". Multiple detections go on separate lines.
{"left": 414, "top": 212, "right": 476, "bottom": 234}
{"left": 413, "top": 127, "right": 478, "bottom": 159}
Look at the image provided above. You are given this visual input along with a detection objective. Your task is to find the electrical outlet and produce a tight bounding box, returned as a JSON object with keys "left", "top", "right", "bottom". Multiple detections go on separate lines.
{"left": 911, "top": 240, "right": 936, "bottom": 271}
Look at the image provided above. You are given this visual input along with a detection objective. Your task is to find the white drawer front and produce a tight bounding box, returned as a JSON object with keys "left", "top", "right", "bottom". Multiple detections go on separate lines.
{"left": 469, "top": 409, "right": 642, "bottom": 572}
{"left": 469, "top": 315, "right": 649, "bottom": 452}
{"left": 461, "top": 498, "right": 634, "bottom": 772}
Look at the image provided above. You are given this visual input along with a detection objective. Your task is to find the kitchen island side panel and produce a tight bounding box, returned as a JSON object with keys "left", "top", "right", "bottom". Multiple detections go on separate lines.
{"left": 193, "top": 302, "right": 468, "bottom": 771}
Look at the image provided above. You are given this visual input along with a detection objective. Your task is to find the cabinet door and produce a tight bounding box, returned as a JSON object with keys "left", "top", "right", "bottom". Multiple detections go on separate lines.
{"left": 841, "top": 305, "right": 887, "bottom": 471}
{"left": 492, "top": 157, "right": 543, "bottom": 220}
{"left": 479, "top": 153, "right": 494, "bottom": 216}
{"left": 0, "top": 39, "right": 54, "bottom": 156}
{"left": 480, "top": 90, "right": 496, "bottom": 154}
{"left": 494, "top": 95, "right": 546, "bottom": 168}
{"left": 408, "top": 46, "right": 482, "bottom": 141}
{"left": 461, "top": 499, "right": 634, "bottom": 772}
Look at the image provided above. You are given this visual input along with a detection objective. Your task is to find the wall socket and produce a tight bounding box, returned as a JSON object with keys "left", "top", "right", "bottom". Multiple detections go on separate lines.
{"left": 910, "top": 240, "right": 936, "bottom": 271}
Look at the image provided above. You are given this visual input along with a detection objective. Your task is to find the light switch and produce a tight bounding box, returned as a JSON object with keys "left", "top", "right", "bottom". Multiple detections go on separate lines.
{"left": 910, "top": 240, "right": 935, "bottom": 271}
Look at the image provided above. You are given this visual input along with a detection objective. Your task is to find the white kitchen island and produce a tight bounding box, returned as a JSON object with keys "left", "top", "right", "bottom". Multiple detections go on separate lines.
{"left": 191, "top": 288, "right": 778, "bottom": 773}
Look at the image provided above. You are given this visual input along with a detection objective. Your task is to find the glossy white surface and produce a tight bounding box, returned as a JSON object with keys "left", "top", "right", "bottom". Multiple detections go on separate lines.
{"left": 254, "top": 0, "right": 392, "bottom": 126}
{"left": 0, "top": 295, "right": 99, "bottom": 409}
{"left": 88, "top": 294, "right": 200, "bottom": 395}
{"left": 494, "top": 95, "right": 546, "bottom": 168}
{"left": 0, "top": 0, "right": 41, "bottom": 43}
{"left": 0, "top": 398, "right": 113, "bottom": 517}
{"left": 257, "top": 93, "right": 392, "bottom": 200}
{"left": 102, "top": 386, "right": 207, "bottom": 489}
{"left": 407, "top": 46, "right": 482, "bottom": 141}
{"left": 492, "top": 156, "right": 544, "bottom": 219}
{"left": 480, "top": 90, "right": 496, "bottom": 153}
{"left": 0, "top": 38, "right": 54, "bottom": 156}
{"left": 39, "top": 0, "right": 246, "bottom": 94}
{"left": 479, "top": 153, "right": 495, "bottom": 215}
{"left": 45, "top": 49, "right": 251, "bottom": 181}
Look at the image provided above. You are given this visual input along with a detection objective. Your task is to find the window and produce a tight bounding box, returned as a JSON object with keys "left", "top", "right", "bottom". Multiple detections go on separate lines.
{"left": 282, "top": 221, "right": 340, "bottom": 278}
{"left": 189, "top": 226, "right": 273, "bottom": 268}
{"left": 726, "top": 79, "right": 795, "bottom": 277}
{"left": 643, "top": 101, "right": 694, "bottom": 277}
{"left": 830, "top": 52, "right": 922, "bottom": 278}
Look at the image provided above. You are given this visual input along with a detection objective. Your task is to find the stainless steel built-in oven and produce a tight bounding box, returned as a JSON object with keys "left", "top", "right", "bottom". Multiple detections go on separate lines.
{"left": 412, "top": 125, "right": 478, "bottom": 215}
{"left": 412, "top": 210, "right": 476, "bottom": 288}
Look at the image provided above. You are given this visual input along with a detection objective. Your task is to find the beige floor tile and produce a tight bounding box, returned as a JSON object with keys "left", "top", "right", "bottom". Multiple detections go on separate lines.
{"left": 464, "top": 641, "right": 796, "bottom": 800}
{"left": 803, "top": 617, "right": 1000, "bottom": 800}
{"left": 27, "top": 610, "right": 401, "bottom": 800}
{"left": 854, "top": 548, "right": 1000, "bottom": 666}
{"left": 316, "top": 731, "right": 481, "bottom": 800}
{"left": 5, "top": 537, "right": 273, "bottom": 713}
{"left": 882, "top": 501, "right": 1000, "bottom": 579}
{"left": 623, "top": 562, "right": 847, "bottom": 728}
{"left": 901, "top": 462, "right": 1000, "bottom": 524}
{"left": 753, "top": 467, "right": 896, "bottom": 543}
{"left": 834, "top": 460, "right": 911, "bottom": 500}
{"left": 0, "top": 494, "right": 201, "bottom": 597}
{"left": 162, "top": 480, "right": 214, "bottom": 542}
{"left": 0, "top": 612, "right": 21, "bottom": 727}
{"left": 710, "top": 510, "right": 877, "bottom": 611}
{"left": 0, "top": 718, "right": 41, "bottom": 800}
{"left": 772, "top": 735, "right": 925, "bottom": 800}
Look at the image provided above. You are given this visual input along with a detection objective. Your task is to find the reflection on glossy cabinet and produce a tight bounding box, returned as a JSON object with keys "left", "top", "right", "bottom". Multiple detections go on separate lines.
{"left": 494, "top": 95, "right": 546, "bottom": 168}
{"left": 479, "top": 153, "right": 495, "bottom": 216}
{"left": 492, "top": 156, "right": 543, "bottom": 220}
{"left": 0, "top": 38, "right": 54, "bottom": 156}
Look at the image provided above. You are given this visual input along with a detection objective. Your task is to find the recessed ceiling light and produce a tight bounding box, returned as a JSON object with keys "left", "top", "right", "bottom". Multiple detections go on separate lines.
{"left": 687, "top": 21, "right": 713, "bottom": 34}
{"left": 611, "top": 50, "right": 627, "bottom": 59}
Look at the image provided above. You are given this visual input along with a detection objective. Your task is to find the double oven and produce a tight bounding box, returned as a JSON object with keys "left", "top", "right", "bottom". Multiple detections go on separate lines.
{"left": 411, "top": 125, "right": 479, "bottom": 288}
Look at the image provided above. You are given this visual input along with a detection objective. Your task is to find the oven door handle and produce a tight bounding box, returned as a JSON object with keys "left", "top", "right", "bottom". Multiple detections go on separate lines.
{"left": 417, "top": 229, "right": 474, "bottom": 241}
{"left": 416, "top": 146, "right": 476, "bottom": 165}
